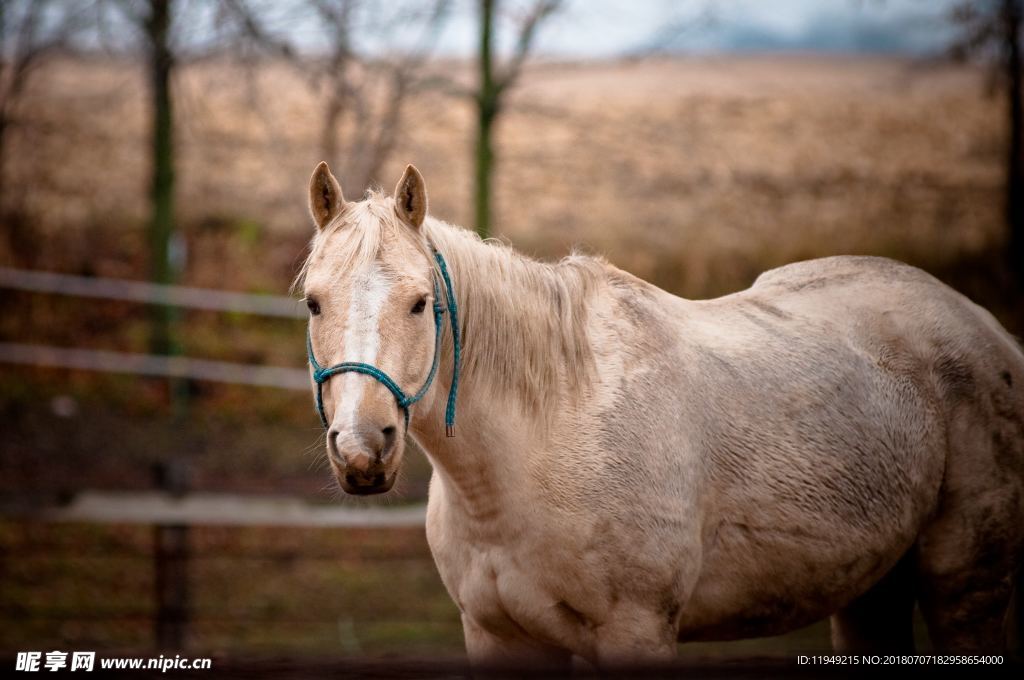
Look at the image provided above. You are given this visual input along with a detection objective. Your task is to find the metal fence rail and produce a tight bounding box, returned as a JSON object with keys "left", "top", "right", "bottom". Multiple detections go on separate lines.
{"left": 0, "top": 266, "right": 305, "bottom": 318}
{"left": 4, "top": 490, "right": 426, "bottom": 528}
{"left": 0, "top": 342, "right": 309, "bottom": 390}
{"left": 0, "top": 268, "right": 309, "bottom": 387}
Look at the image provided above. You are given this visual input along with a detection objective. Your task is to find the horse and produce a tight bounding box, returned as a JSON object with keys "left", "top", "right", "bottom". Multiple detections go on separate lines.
{"left": 297, "top": 161, "right": 1024, "bottom": 669}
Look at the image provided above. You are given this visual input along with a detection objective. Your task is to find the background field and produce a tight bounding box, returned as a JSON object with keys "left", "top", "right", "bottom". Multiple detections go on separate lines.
{"left": 3, "top": 53, "right": 1010, "bottom": 498}
{"left": 0, "top": 50, "right": 1014, "bottom": 664}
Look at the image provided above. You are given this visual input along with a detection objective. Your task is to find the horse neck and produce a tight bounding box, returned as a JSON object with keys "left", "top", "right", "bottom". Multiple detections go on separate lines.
{"left": 410, "top": 220, "right": 600, "bottom": 514}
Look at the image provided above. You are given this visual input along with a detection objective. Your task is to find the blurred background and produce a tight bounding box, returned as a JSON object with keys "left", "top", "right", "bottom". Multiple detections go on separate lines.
{"left": 1, "top": 0, "right": 1021, "bottom": 670}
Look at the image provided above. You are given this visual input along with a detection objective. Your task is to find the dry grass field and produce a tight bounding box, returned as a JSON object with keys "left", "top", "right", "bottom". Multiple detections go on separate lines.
{"left": 2, "top": 53, "right": 1012, "bottom": 497}
{"left": 2, "top": 54, "right": 1011, "bottom": 489}
{"left": 3, "top": 54, "right": 1005, "bottom": 295}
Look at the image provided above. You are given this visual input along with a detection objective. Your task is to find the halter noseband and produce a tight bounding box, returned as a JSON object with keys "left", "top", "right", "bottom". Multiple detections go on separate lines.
{"left": 306, "top": 249, "right": 461, "bottom": 437}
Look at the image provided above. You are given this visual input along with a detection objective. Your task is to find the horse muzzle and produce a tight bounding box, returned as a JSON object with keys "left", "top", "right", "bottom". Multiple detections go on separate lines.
{"left": 328, "top": 424, "right": 399, "bottom": 495}
{"left": 339, "top": 468, "right": 396, "bottom": 495}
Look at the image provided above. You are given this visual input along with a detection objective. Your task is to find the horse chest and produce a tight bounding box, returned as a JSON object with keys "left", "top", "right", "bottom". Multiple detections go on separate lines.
{"left": 459, "top": 552, "right": 531, "bottom": 634}
{"left": 428, "top": 511, "right": 604, "bottom": 649}
{"left": 458, "top": 543, "right": 590, "bottom": 641}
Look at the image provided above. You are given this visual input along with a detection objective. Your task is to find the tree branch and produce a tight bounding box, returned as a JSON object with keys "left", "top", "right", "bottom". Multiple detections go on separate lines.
{"left": 494, "top": 0, "right": 561, "bottom": 94}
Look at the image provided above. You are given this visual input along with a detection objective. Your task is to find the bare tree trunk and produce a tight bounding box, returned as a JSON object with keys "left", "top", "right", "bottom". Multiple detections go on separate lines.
{"left": 1005, "top": 0, "right": 1024, "bottom": 283}
{"left": 1008, "top": 7, "right": 1024, "bottom": 639}
{"left": 144, "top": 0, "right": 187, "bottom": 413}
{"left": 0, "top": 0, "right": 7, "bottom": 212}
{"left": 0, "top": 0, "right": 42, "bottom": 219}
{"left": 474, "top": 0, "right": 497, "bottom": 239}
{"left": 320, "top": 84, "right": 345, "bottom": 165}
{"left": 320, "top": 46, "right": 352, "bottom": 168}
{"left": 0, "top": 114, "right": 7, "bottom": 215}
{"left": 145, "top": 0, "right": 177, "bottom": 358}
{"left": 357, "top": 69, "right": 408, "bottom": 190}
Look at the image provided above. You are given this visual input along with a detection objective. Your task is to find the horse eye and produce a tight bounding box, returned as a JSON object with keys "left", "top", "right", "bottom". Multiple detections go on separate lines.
{"left": 410, "top": 297, "right": 427, "bottom": 315}
{"left": 306, "top": 298, "right": 321, "bottom": 316}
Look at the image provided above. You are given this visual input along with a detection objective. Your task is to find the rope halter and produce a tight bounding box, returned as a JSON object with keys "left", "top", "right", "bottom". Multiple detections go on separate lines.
{"left": 306, "top": 249, "right": 460, "bottom": 436}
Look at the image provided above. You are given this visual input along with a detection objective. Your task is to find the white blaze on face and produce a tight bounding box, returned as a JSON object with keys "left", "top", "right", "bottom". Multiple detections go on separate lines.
{"left": 330, "top": 262, "right": 392, "bottom": 440}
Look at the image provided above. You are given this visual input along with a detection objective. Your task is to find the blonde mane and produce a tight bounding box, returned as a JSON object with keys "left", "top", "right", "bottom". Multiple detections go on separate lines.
{"left": 296, "top": 191, "right": 607, "bottom": 420}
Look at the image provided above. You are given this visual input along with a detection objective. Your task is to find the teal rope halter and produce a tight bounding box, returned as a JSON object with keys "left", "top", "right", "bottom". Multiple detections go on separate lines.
{"left": 306, "top": 249, "right": 461, "bottom": 437}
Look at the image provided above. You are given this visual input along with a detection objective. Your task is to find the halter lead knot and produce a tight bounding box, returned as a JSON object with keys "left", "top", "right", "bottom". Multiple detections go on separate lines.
{"left": 306, "top": 249, "right": 461, "bottom": 437}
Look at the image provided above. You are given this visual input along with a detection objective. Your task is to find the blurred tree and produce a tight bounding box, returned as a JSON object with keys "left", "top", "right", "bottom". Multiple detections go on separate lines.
{"left": 97, "top": 0, "right": 189, "bottom": 412}
{"left": 950, "top": 0, "right": 1024, "bottom": 282}
{"left": 474, "top": 0, "right": 561, "bottom": 238}
{"left": 0, "top": 0, "right": 91, "bottom": 219}
{"left": 303, "top": 0, "right": 450, "bottom": 194}
{"left": 950, "top": 6, "right": 1024, "bottom": 653}
{"left": 103, "top": 0, "right": 181, "bottom": 362}
{"left": 100, "top": 0, "right": 281, "bottom": 354}
{"left": 144, "top": 0, "right": 177, "bottom": 358}
{"left": 100, "top": 0, "right": 277, "bottom": 410}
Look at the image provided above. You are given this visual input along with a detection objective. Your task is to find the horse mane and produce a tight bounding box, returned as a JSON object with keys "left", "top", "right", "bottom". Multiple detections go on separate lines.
{"left": 423, "top": 213, "right": 605, "bottom": 419}
{"left": 295, "top": 190, "right": 606, "bottom": 421}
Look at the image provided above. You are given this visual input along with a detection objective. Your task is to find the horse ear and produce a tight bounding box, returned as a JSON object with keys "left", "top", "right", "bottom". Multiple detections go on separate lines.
{"left": 308, "top": 161, "right": 345, "bottom": 230}
{"left": 394, "top": 164, "right": 427, "bottom": 229}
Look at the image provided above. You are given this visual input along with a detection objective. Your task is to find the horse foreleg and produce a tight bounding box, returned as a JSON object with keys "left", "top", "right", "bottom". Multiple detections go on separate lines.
{"left": 591, "top": 603, "right": 678, "bottom": 668}
{"left": 461, "top": 613, "right": 572, "bottom": 672}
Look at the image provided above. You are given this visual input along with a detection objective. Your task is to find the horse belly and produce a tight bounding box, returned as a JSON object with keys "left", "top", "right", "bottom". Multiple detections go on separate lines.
{"left": 678, "top": 521, "right": 916, "bottom": 640}
{"left": 676, "top": 334, "right": 948, "bottom": 639}
{"left": 678, "top": 441, "right": 943, "bottom": 641}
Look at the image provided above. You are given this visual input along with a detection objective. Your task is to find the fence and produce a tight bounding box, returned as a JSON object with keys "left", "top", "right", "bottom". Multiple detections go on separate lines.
{"left": 0, "top": 266, "right": 306, "bottom": 318}
{"left": 0, "top": 265, "right": 308, "bottom": 390}
{"left": 1, "top": 267, "right": 434, "bottom": 653}
{"left": 1, "top": 506, "right": 451, "bottom": 657}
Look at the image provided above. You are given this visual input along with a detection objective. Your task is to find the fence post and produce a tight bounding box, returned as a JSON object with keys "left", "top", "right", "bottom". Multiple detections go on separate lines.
{"left": 153, "top": 460, "right": 190, "bottom": 649}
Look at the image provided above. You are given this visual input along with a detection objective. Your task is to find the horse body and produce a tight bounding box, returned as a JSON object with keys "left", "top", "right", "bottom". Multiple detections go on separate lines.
{"left": 420, "top": 250, "right": 1023, "bottom": 663}
{"left": 300, "top": 163, "right": 1024, "bottom": 667}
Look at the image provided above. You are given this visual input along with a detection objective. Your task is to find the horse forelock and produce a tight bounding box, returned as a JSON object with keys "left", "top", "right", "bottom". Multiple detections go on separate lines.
{"left": 296, "top": 192, "right": 396, "bottom": 291}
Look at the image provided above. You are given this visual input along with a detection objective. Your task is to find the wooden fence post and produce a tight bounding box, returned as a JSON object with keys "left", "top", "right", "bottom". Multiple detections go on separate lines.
{"left": 153, "top": 460, "right": 190, "bottom": 649}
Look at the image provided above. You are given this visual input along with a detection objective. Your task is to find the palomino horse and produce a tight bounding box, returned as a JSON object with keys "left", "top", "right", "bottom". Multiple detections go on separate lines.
{"left": 299, "top": 162, "right": 1023, "bottom": 668}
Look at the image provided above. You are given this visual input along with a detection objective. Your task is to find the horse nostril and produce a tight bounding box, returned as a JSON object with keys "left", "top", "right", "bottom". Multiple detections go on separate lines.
{"left": 326, "top": 429, "right": 341, "bottom": 460}
{"left": 381, "top": 425, "right": 397, "bottom": 449}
